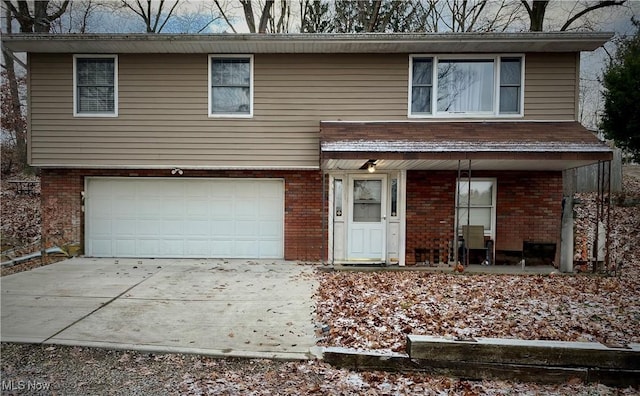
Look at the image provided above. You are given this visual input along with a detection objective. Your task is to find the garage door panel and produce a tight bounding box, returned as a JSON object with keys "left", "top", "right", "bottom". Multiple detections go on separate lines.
{"left": 236, "top": 220, "right": 258, "bottom": 237}
{"left": 184, "top": 220, "right": 208, "bottom": 236}
{"left": 91, "top": 219, "right": 112, "bottom": 236}
{"left": 137, "top": 239, "right": 160, "bottom": 256}
{"left": 259, "top": 241, "right": 282, "bottom": 257}
{"left": 112, "top": 219, "right": 135, "bottom": 236}
{"left": 162, "top": 240, "right": 185, "bottom": 256}
{"left": 163, "top": 220, "right": 185, "bottom": 235}
{"left": 135, "top": 199, "right": 161, "bottom": 216}
{"left": 112, "top": 199, "right": 136, "bottom": 216}
{"left": 136, "top": 220, "right": 162, "bottom": 236}
{"left": 91, "top": 239, "right": 112, "bottom": 256}
{"left": 86, "top": 178, "right": 284, "bottom": 258}
{"left": 260, "top": 221, "right": 282, "bottom": 238}
{"left": 115, "top": 239, "right": 136, "bottom": 256}
{"left": 211, "top": 220, "right": 233, "bottom": 236}
{"left": 236, "top": 200, "right": 258, "bottom": 217}
{"left": 210, "top": 201, "right": 233, "bottom": 216}
{"left": 187, "top": 200, "right": 209, "bottom": 216}
{"left": 161, "top": 199, "right": 184, "bottom": 216}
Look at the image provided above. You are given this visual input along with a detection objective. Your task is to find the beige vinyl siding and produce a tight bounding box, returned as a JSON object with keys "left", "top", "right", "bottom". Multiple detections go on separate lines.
{"left": 29, "top": 53, "right": 407, "bottom": 168}
{"left": 29, "top": 52, "right": 578, "bottom": 168}
{"left": 523, "top": 52, "right": 577, "bottom": 120}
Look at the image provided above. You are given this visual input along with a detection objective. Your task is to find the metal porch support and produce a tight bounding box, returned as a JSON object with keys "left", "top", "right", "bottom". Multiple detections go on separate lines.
{"left": 453, "top": 160, "right": 472, "bottom": 266}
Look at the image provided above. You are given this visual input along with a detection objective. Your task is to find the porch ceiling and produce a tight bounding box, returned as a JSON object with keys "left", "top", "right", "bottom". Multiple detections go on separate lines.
{"left": 320, "top": 121, "right": 613, "bottom": 171}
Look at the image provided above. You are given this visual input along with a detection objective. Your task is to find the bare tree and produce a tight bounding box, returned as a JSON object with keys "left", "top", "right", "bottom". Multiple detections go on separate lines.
{"left": 300, "top": 0, "right": 332, "bottom": 33}
{"left": 119, "top": 0, "right": 181, "bottom": 33}
{"left": 522, "top": 0, "right": 626, "bottom": 31}
{"left": 170, "top": 1, "right": 224, "bottom": 33}
{"left": 216, "top": 0, "right": 292, "bottom": 33}
{"left": 2, "top": 1, "right": 71, "bottom": 170}
{"left": 3, "top": 0, "right": 70, "bottom": 32}
{"left": 1, "top": 7, "right": 26, "bottom": 171}
{"left": 50, "top": 0, "right": 103, "bottom": 33}
{"left": 436, "top": 0, "right": 524, "bottom": 32}
{"left": 332, "top": 0, "right": 411, "bottom": 33}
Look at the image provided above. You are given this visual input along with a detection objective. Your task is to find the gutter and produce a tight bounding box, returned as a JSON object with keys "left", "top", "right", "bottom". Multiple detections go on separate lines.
{"left": 1, "top": 247, "right": 67, "bottom": 268}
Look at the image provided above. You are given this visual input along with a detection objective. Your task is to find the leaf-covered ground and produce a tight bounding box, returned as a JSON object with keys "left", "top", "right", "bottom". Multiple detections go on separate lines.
{"left": 316, "top": 171, "right": 640, "bottom": 353}
{"left": 2, "top": 343, "right": 638, "bottom": 395}
{"left": 0, "top": 171, "right": 40, "bottom": 252}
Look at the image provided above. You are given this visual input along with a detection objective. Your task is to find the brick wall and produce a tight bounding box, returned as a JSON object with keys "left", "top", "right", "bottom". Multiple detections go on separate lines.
{"left": 405, "top": 170, "right": 563, "bottom": 265}
{"left": 40, "top": 169, "right": 325, "bottom": 261}
{"left": 494, "top": 171, "right": 563, "bottom": 252}
{"left": 406, "top": 171, "right": 456, "bottom": 265}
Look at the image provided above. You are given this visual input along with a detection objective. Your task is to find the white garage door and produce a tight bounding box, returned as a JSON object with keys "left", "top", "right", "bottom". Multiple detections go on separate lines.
{"left": 85, "top": 178, "right": 284, "bottom": 258}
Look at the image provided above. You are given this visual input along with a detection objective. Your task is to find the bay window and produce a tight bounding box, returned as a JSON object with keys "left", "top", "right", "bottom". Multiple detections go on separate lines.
{"left": 409, "top": 55, "right": 523, "bottom": 117}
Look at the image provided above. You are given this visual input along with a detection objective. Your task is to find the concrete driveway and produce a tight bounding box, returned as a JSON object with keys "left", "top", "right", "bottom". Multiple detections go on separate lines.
{"left": 1, "top": 258, "right": 320, "bottom": 360}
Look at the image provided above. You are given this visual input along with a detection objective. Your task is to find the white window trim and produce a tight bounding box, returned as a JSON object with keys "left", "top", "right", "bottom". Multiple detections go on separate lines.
{"left": 408, "top": 54, "right": 525, "bottom": 119}
{"left": 208, "top": 54, "right": 254, "bottom": 118}
{"left": 455, "top": 177, "right": 497, "bottom": 242}
{"left": 73, "top": 54, "right": 118, "bottom": 118}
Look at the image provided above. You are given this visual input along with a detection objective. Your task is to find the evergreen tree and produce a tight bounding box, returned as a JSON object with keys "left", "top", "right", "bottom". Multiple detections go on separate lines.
{"left": 600, "top": 19, "right": 640, "bottom": 162}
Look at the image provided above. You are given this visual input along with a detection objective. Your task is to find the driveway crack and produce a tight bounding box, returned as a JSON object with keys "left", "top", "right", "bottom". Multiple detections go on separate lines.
{"left": 42, "top": 270, "right": 161, "bottom": 343}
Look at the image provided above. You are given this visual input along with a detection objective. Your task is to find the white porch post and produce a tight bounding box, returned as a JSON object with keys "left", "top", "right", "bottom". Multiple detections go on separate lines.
{"left": 399, "top": 170, "right": 407, "bottom": 266}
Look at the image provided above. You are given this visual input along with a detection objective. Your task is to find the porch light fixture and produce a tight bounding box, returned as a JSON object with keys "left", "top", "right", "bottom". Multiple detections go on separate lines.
{"left": 360, "top": 159, "right": 378, "bottom": 173}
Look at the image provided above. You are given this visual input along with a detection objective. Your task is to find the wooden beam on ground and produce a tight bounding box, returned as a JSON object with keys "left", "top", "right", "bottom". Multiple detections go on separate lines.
{"left": 321, "top": 338, "right": 640, "bottom": 386}
{"left": 406, "top": 335, "right": 640, "bottom": 370}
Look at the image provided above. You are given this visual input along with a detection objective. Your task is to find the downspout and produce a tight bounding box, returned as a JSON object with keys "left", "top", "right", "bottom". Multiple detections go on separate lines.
{"left": 454, "top": 160, "right": 461, "bottom": 265}
{"left": 321, "top": 170, "right": 327, "bottom": 265}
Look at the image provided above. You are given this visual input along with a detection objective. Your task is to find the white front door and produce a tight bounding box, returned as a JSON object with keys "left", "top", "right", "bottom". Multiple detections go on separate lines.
{"left": 347, "top": 175, "right": 387, "bottom": 261}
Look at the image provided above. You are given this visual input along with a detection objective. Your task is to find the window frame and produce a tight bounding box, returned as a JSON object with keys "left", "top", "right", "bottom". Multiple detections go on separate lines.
{"left": 455, "top": 177, "right": 497, "bottom": 240}
{"left": 73, "top": 54, "right": 118, "bottom": 118}
{"left": 408, "top": 54, "right": 524, "bottom": 118}
{"left": 208, "top": 54, "right": 254, "bottom": 118}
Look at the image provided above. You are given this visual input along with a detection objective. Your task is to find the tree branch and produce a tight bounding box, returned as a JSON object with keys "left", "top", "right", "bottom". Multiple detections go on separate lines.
{"left": 47, "top": 0, "right": 70, "bottom": 22}
{"left": 213, "top": 0, "right": 237, "bottom": 33}
{"left": 239, "top": 0, "right": 256, "bottom": 33}
{"left": 560, "top": 1, "right": 626, "bottom": 31}
{"left": 156, "top": 0, "right": 180, "bottom": 32}
{"left": 257, "top": 0, "right": 274, "bottom": 33}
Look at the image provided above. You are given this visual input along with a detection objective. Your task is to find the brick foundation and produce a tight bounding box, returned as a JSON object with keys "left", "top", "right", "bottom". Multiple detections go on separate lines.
{"left": 42, "top": 168, "right": 562, "bottom": 265}
{"left": 406, "top": 170, "right": 563, "bottom": 265}
{"left": 40, "top": 169, "right": 325, "bottom": 261}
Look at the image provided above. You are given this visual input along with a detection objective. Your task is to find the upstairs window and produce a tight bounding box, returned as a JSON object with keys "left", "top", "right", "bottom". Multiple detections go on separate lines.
{"left": 209, "top": 55, "right": 253, "bottom": 117}
{"left": 74, "top": 55, "right": 117, "bottom": 117}
{"left": 409, "top": 55, "right": 523, "bottom": 117}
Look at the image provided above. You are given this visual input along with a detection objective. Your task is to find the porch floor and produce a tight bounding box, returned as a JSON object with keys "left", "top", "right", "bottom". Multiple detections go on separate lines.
{"left": 326, "top": 263, "right": 558, "bottom": 275}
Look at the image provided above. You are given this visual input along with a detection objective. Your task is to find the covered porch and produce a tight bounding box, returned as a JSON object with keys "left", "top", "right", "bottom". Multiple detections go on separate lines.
{"left": 320, "top": 121, "right": 613, "bottom": 271}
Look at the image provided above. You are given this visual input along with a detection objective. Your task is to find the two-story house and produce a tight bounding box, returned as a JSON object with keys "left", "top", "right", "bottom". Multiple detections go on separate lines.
{"left": 1, "top": 32, "right": 613, "bottom": 267}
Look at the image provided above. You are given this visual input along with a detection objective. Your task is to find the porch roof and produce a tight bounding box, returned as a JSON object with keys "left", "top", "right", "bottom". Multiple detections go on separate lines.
{"left": 320, "top": 121, "right": 613, "bottom": 171}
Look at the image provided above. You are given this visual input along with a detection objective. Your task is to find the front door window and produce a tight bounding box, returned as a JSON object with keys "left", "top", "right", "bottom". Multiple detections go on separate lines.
{"left": 353, "top": 180, "right": 382, "bottom": 222}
